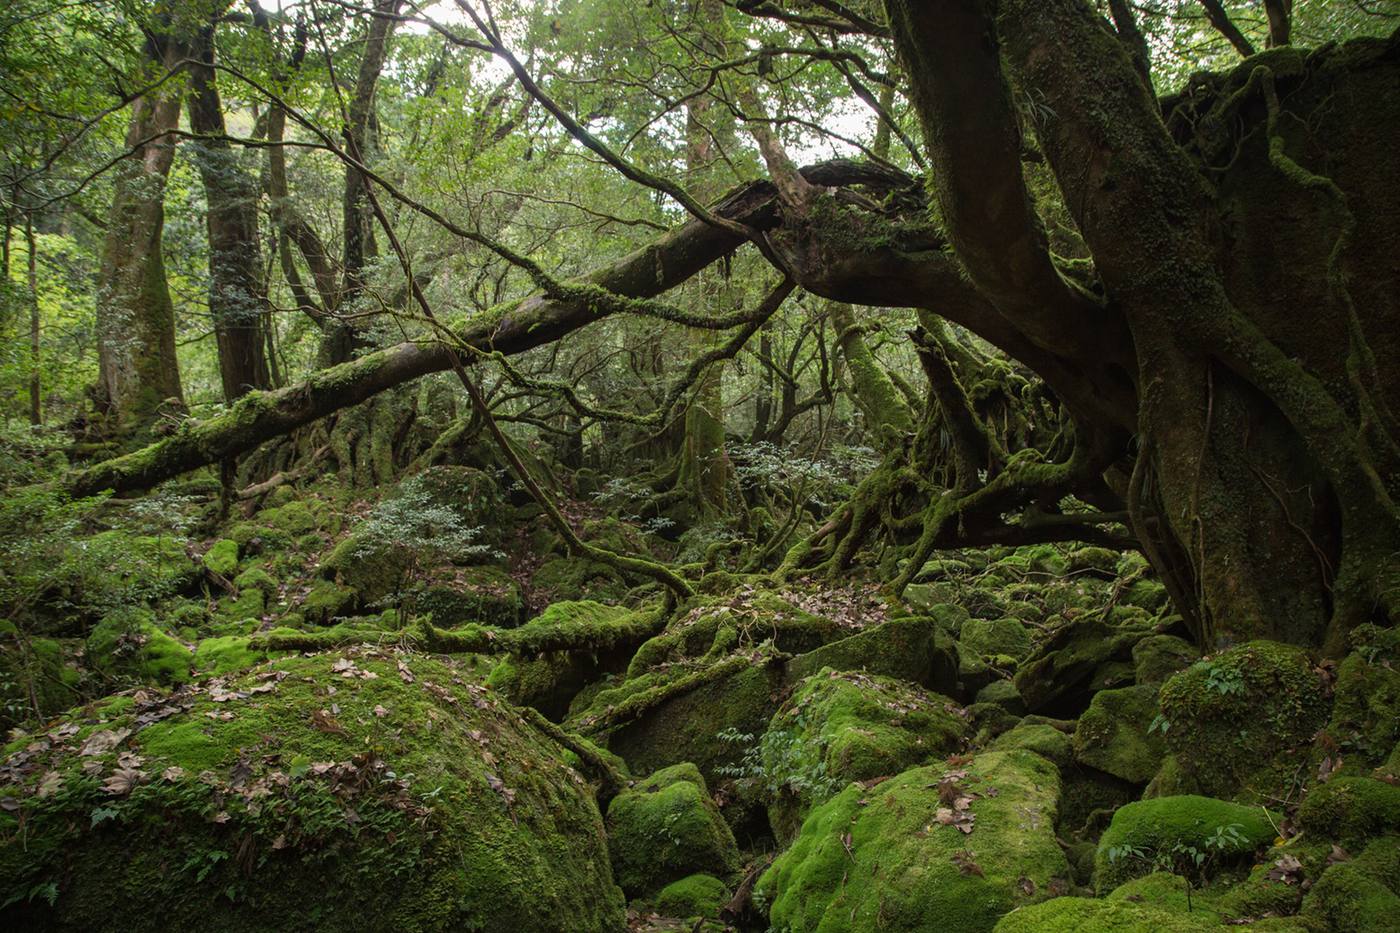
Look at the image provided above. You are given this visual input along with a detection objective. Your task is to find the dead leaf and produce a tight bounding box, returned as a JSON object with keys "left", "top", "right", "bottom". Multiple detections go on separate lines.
{"left": 102, "top": 766, "right": 145, "bottom": 796}
{"left": 952, "top": 850, "right": 984, "bottom": 876}
{"left": 36, "top": 771, "right": 62, "bottom": 798}
{"left": 80, "top": 728, "right": 131, "bottom": 756}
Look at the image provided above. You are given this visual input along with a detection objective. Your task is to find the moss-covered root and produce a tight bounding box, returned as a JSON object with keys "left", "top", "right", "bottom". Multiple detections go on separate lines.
{"left": 757, "top": 749, "right": 1070, "bottom": 933}
{"left": 253, "top": 599, "right": 665, "bottom": 658}
{"left": 605, "top": 763, "right": 740, "bottom": 898}
{"left": 0, "top": 650, "right": 625, "bottom": 932}
{"left": 572, "top": 650, "right": 765, "bottom": 738}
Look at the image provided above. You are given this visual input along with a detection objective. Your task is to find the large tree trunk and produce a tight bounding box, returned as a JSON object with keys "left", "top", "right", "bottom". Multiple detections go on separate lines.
{"left": 884, "top": 0, "right": 1399, "bottom": 650}
{"left": 324, "top": 0, "right": 403, "bottom": 366}
{"left": 188, "top": 23, "right": 273, "bottom": 402}
{"left": 94, "top": 31, "right": 188, "bottom": 435}
{"left": 676, "top": 0, "right": 734, "bottom": 521}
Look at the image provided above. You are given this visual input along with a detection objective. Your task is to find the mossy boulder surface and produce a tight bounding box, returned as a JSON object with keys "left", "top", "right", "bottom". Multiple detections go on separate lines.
{"left": 989, "top": 722, "right": 1073, "bottom": 769}
{"left": 991, "top": 896, "right": 1211, "bottom": 932}
{"left": 1299, "top": 835, "right": 1400, "bottom": 932}
{"left": 1094, "top": 795, "right": 1278, "bottom": 891}
{"left": 0, "top": 650, "right": 624, "bottom": 932}
{"left": 758, "top": 749, "right": 1070, "bottom": 933}
{"left": 762, "top": 668, "right": 968, "bottom": 841}
{"left": 1132, "top": 635, "right": 1198, "bottom": 685}
{"left": 1072, "top": 684, "right": 1167, "bottom": 783}
{"left": 605, "top": 763, "right": 739, "bottom": 897}
{"left": 201, "top": 539, "right": 240, "bottom": 578}
{"left": 1157, "top": 641, "right": 1328, "bottom": 801}
{"left": 959, "top": 617, "right": 1032, "bottom": 662}
{"left": 85, "top": 608, "right": 193, "bottom": 687}
{"left": 1326, "top": 625, "right": 1400, "bottom": 771}
{"left": 653, "top": 872, "right": 729, "bottom": 919}
{"left": 1296, "top": 776, "right": 1400, "bottom": 847}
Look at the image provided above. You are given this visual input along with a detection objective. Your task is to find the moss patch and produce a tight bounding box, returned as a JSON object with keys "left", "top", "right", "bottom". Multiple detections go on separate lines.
{"left": 0, "top": 650, "right": 624, "bottom": 931}
{"left": 1094, "top": 795, "right": 1278, "bottom": 891}
{"left": 1072, "top": 685, "right": 1166, "bottom": 784}
{"left": 758, "top": 749, "right": 1070, "bottom": 932}
{"left": 605, "top": 763, "right": 739, "bottom": 897}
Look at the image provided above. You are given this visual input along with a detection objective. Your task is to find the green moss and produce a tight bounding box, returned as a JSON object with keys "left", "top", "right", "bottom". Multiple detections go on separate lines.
{"left": 1072, "top": 685, "right": 1167, "bottom": 783}
{"left": 414, "top": 566, "right": 522, "bottom": 627}
{"left": 233, "top": 567, "right": 277, "bottom": 594}
{"left": 1299, "top": 836, "right": 1400, "bottom": 932}
{"left": 1296, "top": 776, "right": 1400, "bottom": 847}
{"left": 758, "top": 750, "right": 1070, "bottom": 932}
{"left": 1094, "top": 795, "right": 1278, "bottom": 891}
{"left": 1215, "top": 840, "right": 1332, "bottom": 922}
{"left": 989, "top": 723, "right": 1074, "bottom": 768}
{"left": 960, "top": 618, "right": 1032, "bottom": 662}
{"left": 653, "top": 872, "right": 729, "bottom": 918}
{"left": 0, "top": 629, "right": 82, "bottom": 729}
{"left": 1132, "top": 635, "right": 1198, "bottom": 685}
{"left": 1326, "top": 644, "right": 1400, "bottom": 771}
{"left": 85, "top": 609, "right": 193, "bottom": 686}
{"left": 300, "top": 579, "right": 357, "bottom": 625}
{"left": 606, "top": 763, "right": 739, "bottom": 897}
{"left": 0, "top": 651, "right": 624, "bottom": 931}
{"left": 1157, "top": 641, "right": 1328, "bottom": 801}
{"left": 974, "top": 679, "right": 1027, "bottom": 715}
{"left": 763, "top": 668, "right": 968, "bottom": 841}
{"left": 1014, "top": 617, "right": 1148, "bottom": 713}
{"left": 991, "top": 897, "right": 1211, "bottom": 932}
{"left": 192, "top": 636, "right": 269, "bottom": 677}
{"left": 1106, "top": 871, "right": 1223, "bottom": 922}
{"left": 533, "top": 555, "right": 628, "bottom": 604}
{"left": 486, "top": 603, "right": 636, "bottom": 717}
{"left": 202, "top": 539, "right": 240, "bottom": 578}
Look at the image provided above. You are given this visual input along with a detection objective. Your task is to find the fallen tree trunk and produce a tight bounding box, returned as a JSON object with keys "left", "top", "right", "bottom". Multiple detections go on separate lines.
{"left": 66, "top": 160, "right": 901, "bottom": 498}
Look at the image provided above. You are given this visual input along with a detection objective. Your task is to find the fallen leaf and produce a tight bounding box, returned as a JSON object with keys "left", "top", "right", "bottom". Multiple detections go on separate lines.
{"left": 80, "top": 728, "right": 131, "bottom": 756}
{"left": 36, "top": 771, "right": 62, "bottom": 798}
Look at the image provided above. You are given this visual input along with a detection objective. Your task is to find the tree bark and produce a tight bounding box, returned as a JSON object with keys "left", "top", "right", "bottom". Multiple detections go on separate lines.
{"left": 94, "top": 30, "right": 188, "bottom": 435}
{"left": 188, "top": 23, "right": 273, "bottom": 402}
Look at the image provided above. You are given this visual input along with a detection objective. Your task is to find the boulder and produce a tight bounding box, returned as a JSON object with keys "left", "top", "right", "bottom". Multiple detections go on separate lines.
{"left": 1094, "top": 795, "right": 1277, "bottom": 891}
{"left": 1072, "top": 685, "right": 1167, "bottom": 784}
{"left": 605, "top": 763, "right": 739, "bottom": 897}
{"left": 757, "top": 749, "right": 1071, "bottom": 932}
{"left": 1157, "top": 641, "right": 1328, "bottom": 801}
{"left": 0, "top": 650, "right": 624, "bottom": 932}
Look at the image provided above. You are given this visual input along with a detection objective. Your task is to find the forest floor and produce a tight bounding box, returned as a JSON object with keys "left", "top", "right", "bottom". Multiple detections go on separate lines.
{"left": 1, "top": 460, "right": 1397, "bottom": 931}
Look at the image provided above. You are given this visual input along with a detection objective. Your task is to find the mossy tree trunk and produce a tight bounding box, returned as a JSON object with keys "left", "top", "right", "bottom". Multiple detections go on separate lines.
{"left": 94, "top": 27, "right": 189, "bottom": 436}
{"left": 676, "top": 0, "right": 734, "bottom": 521}
{"left": 188, "top": 21, "right": 273, "bottom": 402}
{"left": 882, "top": 0, "right": 1399, "bottom": 650}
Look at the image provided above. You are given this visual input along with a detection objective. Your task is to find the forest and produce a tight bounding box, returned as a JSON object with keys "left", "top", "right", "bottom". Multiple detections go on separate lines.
{"left": 0, "top": 0, "right": 1397, "bottom": 929}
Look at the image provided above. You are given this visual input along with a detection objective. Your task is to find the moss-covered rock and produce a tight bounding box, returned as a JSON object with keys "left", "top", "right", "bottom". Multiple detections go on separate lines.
{"left": 605, "top": 763, "right": 739, "bottom": 897}
{"left": 991, "top": 896, "right": 1211, "bottom": 932}
{"left": 959, "top": 618, "right": 1032, "bottom": 662}
{"left": 191, "top": 635, "right": 270, "bottom": 677}
{"left": 1326, "top": 626, "right": 1400, "bottom": 771}
{"left": 1105, "top": 869, "right": 1223, "bottom": 922}
{"left": 0, "top": 650, "right": 624, "bottom": 931}
{"left": 757, "top": 749, "right": 1070, "bottom": 932}
{"left": 1215, "top": 840, "right": 1333, "bottom": 922}
{"left": 1298, "top": 835, "right": 1400, "bottom": 932}
{"left": 533, "top": 555, "right": 628, "bottom": 604}
{"left": 300, "top": 579, "right": 357, "bottom": 625}
{"left": 1296, "top": 776, "right": 1400, "bottom": 847}
{"left": 1094, "top": 795, "right": 1278, "bottom": 891}
{"left": 652, "top": 872, "right": 729, "bottom": 919}
{"left": 85, "top": 609, "right": 193, "bottom": 687}
{"left": 1014, "top": 617, "right": 1149, "bottom": 715}
{"left": 1157, "top": 642, "right": 1328, "bottom": 801}
{"left": 762, "top": 669, "right": 968, "bottom": 842}
{"left": 1132, "top": 635, "right": 1198, "bottom": 685}
{"left": 989, "top": 722, "right": 1074, "bottom": 769}
{"left": 1072, "top": 685, "right": 1167, "bottom": 784}
{"left": 974, "top": 679, "right": 1026, "bottom": 715}
{"left": 201, "top": 539, "right": 240, "bottom": 578}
